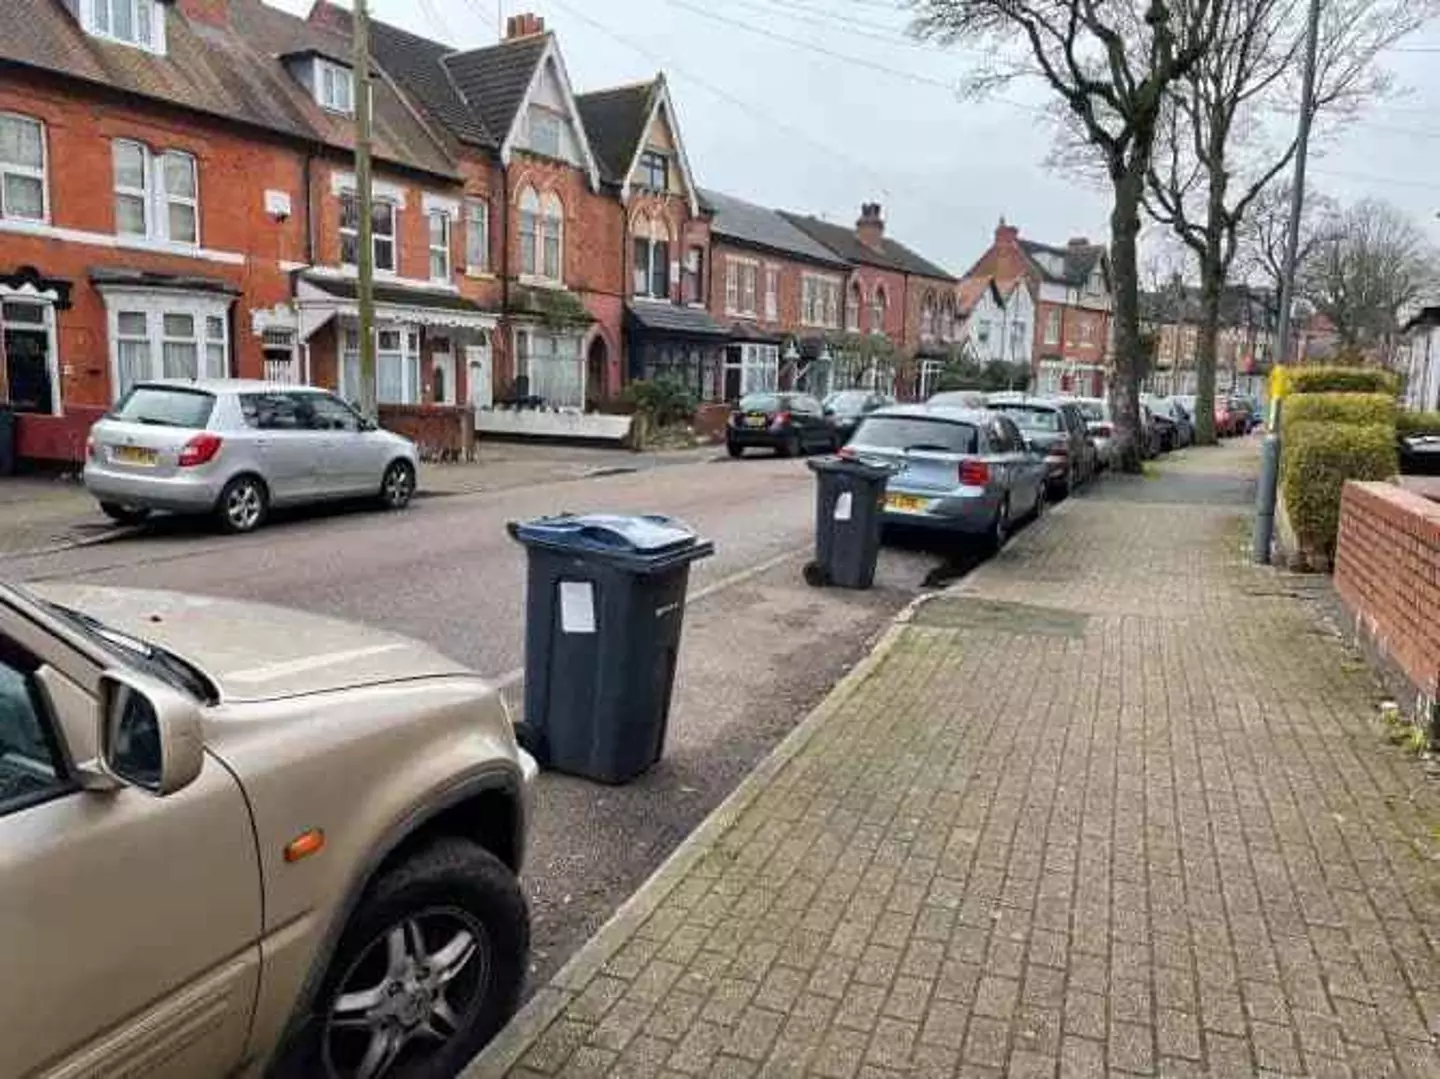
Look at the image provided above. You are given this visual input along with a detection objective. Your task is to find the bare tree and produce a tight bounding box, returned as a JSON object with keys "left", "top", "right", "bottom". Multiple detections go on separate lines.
{"left": 1143, "top": 0, "right": 1430, "bottom": 443}
{"left": 1239, "top": 181, "right": 1337, "bottom": 303}
{"left": 1300, "top": 198, "right": 1437, "bottom": 356}
{"left": 910, "top": 0, "right": 1223, "bottom": 471}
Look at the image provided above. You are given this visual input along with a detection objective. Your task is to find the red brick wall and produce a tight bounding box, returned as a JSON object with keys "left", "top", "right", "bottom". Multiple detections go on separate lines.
{"left": 0, "top": 74, "right": 308, "bottom": 409}
{"left": 378, "top": 404, "right": 474, "bottom": 461}
{"left": 849, "top": 266, "right": 909, "bottom": 344}
{"left": 1334, "top": 481, "right": 1440, "bottom": 703}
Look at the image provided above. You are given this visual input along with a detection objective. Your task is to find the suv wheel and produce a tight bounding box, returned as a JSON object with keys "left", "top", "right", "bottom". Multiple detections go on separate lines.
{"left": 379, "top": 460, "right": 416, "bottom": 511}
{"left": 983, "top": 497, "right": 1010, "bottom": 555}
{"left": 216, "top": 475, "right": 268, "bottom": 534}
{"left": 287, "top": 840, "right": 528, "bottom": 1079}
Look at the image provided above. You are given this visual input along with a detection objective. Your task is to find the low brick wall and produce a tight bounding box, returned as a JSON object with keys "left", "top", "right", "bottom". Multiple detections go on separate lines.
{"left": 16, "top": 407, "right": 108, "bottom": 465}
{"left": 378, "top": 404, "right": 474, "bottom": 462}
{"left": 1333, "top": 480, "right": 1440, "bottom": 729}
{"left": 692, "top": 403, "right": 731, "bottom": 443}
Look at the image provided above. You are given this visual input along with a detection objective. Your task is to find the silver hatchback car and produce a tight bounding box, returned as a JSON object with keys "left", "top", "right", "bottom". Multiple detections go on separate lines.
{"left": 84, "top": 380, "right": 419, "bottom": 534}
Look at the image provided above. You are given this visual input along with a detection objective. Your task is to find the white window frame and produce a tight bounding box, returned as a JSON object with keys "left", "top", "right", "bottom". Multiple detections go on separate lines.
{"left": 869, "top": 286, "right": 886, "bottom": 336}
{"left": 846, "top": 282, "right": 862, "bottom": 333}
{"left": 428, "top": 209, "right": 452, "bottom": 282}
{"left": 465, "top": 197, "right": 490, "bottom": 274}
{"left": 112, "top": 140, "right": 199, "bottom": 247}
{"left": 764, "top": 265, "right": 779, "bottom": 322}
{"left": 725, "top": 257, "right": 758, "bottom": 318}
{"left": 340, "top": 323, "right": 421, "bottom": 405}
{"left": 1044, "top": 308, "right": 1061, "bottom": 346}
{"left": 340, "top": 193, "right": 396, "bottom": 274}
{"left": 632, "top": 216, "right": 671, "bottom": 300}
{"left": 516, "top": 326, "right": 585, "bottom": 409}
{"left": 316, "top": 59, "right": 355, "bottom": 116}
{"left": 725, "top": 342, "right": 779, "bottom": 396}
{"left": 0, "top": 113, "right": 48, "bottom": 223}
{"left": 84, "top": 0, "right": 164, "bottom": 54}
{"left": 541, "top": 193, "right": 563, "bottom": 282}
{"left": 99, "top": 288, "right": 231, "bottom": 401}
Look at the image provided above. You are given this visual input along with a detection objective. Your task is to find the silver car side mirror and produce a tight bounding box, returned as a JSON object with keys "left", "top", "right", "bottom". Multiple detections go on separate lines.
{"left": 99, "top": 670, "right": 205, "bottom": 796}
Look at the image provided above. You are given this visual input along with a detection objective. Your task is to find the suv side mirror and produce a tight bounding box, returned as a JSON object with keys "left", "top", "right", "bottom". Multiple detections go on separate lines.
{"left": 99, "top": 670, "right": 205, "bottom": 796}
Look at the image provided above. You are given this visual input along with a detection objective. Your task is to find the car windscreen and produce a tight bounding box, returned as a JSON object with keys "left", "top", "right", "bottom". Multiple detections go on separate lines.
{"left": 826, "top": 391, "right": 869, "bottom": 411}
{"left": 109, "top": 386, "right": 216, "bottom": 428}
{"left": 853, "top": 416, "right": 978, "bottom": 454}
{"left": 738, "top": 393, "right": 782, "bottom": 412}
{"left": 992, "top": 405, "right": 1061, "bottom": 431}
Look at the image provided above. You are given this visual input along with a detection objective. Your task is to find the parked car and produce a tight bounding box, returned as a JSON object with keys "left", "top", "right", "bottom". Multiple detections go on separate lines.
{"left": 1211, "top": 396, "right": 1245, "bottom": 437}
{"left": 0, "top": 579, "right": 534, "bottom": 1079}
{"left": 1072, "top": 397, "right": 1118, "bottom": 471}
{"left": 987, "top": 394, "right": 1097, "bottom": 497}
{"left": 1142, "top": 395, "right": 1193, "bottom": 451}
{"left": 845, "top": 404, "right": 1047, "bottom": 551}
{"left": 727, "top": 392, "right": 836, "bottom": 458}
{"left": 823, "top": 389, "right": 894, "bottom": 445}
{"left": 1139, "top": 401, "right": 1164, "bottom": 458}
{"left": 84, "top": 380, "right": 419, "bottom": 535}
{"left": 926, "top": 389, "right": 989, "bottom": 410}
{"left": 1229, "top": 395, "right": 1259, "bottom": 433}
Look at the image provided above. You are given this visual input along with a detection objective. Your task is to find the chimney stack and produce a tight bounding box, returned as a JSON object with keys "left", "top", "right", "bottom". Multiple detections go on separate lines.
{"left": 506, "top": 13, "right": 546, "bottom": 39}
{"left": 1068, "top": 236, "right": 1091, "bottom": 248}
{"left": 178, "top": 0, "right": 229, "bottom": 27}
{"left": 995, "top": 216, "right": 1019, "bottom": 245}
{"left": 856, "top": 202, "right": 885, "bottom": 251}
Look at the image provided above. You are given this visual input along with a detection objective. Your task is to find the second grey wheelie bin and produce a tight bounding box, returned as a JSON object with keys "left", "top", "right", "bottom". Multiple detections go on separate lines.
{"left": 804, "top": 455, "right": 894, "bottom": 589}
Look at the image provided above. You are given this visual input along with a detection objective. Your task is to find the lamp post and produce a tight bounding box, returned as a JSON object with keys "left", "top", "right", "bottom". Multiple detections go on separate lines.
{"left": 783, "top": 340, "right": 800, "bottom": 392}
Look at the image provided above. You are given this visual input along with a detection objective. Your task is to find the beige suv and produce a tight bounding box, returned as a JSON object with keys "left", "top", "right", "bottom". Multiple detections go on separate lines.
{"left": 0, "top": 580, "right": 534, "bottom": 1079}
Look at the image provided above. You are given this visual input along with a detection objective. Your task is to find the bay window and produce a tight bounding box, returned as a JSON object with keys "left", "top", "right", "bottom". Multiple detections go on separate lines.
{"left": 341, "top": 325, "right": 420, "bottom": 405}
{"left": 517, "top": 328, "right": 584, "bottom": 409}
{"left": 725, "top": 258, "right": 758, "bottom": 318}
{"left": 103, "top": 291, "right": 231, "bottom": 399}
{"left": 0, "top": 114, "right": 46, "bottom": 222}
{"left": 112, "top": 140, "right": 198, "bottom": 245}
{"left": 723, "top": 342, "right": 779, "bottom": 400}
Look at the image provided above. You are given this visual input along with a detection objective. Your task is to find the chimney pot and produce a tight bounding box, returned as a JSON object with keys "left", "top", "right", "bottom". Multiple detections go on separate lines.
{"left": 1068, "top": 236, "right": 1091, "bottom": 247}
{"left": 506, "top": 12, "right": 546, "bottom": 39}
{"left": 856, "top": 202, "right": 885, "bottom": 250}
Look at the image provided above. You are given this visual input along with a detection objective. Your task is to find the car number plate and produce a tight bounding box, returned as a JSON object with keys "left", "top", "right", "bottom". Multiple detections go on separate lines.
{"left": 112, "top": 445, "right": 158, "bottom": 467}
{"left": 745, "top": 415, "right": 767, "bottom": 428}
{"left": 886, "top": 494, "right": 929, "bottom": 513}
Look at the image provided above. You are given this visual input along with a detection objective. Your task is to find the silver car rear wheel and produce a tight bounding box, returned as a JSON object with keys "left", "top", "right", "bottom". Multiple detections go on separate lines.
{"left": 217, "top": 476, "right": 267, "bottom": 534}
{"left": 380, "top": 461, "right": 416, "bottom": 511}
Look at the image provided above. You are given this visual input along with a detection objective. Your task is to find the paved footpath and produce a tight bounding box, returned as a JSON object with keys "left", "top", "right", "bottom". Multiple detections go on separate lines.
{"left": 466, "top": 440, "right": 1440, "bottom": 1078}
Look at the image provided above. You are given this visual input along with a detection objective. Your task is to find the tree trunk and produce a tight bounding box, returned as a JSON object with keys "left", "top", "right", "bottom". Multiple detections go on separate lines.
{"left": 1109, "top": 166, "right": 1147, "bottom": 474}
{"left": 1194, "top": 245, "right": 1222, "bottom": 445}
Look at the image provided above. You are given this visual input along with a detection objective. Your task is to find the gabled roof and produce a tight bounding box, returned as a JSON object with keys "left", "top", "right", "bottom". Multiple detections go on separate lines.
{"left": 577, "top": 81, "right": 654, "bottom": 185}
{"left": 366, "top": 14, "right": 495, "bottom": 147}
{"left": 1018, "top": 239, "right": 1107, "bottom": 289}
{"left": 701, "top": 190, "right": 850, "bottom": 269}
{"left": 441, "top": 35, "right": 549, "bottom": 154}
{"left": 0, "top": 0, "right": 457, "bottom": 180}
{"left": 780, "top": 213, "right": 956, "bottom": 281}
{"left": 956, "top": 276, "right": 1002, "bottom": 316}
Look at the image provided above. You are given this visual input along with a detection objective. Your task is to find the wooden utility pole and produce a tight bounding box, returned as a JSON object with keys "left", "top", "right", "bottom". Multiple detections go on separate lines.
{"left": 353, "top": 0, "right": 377, "bottom": 419}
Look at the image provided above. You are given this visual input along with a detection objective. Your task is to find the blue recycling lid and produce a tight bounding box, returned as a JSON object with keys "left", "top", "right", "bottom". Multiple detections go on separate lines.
{"left": 509, "top": 513, "right": 700, "bottom": 559}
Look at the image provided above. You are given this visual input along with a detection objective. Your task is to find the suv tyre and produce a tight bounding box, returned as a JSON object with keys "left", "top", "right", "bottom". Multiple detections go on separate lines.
{"left": 282, "top": 840, "right": 528, "bottom": 1079}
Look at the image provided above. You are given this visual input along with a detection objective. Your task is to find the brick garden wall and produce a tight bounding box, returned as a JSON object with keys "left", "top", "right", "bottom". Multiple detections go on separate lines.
{"left": 1333, "top": 480, "right": 1440, "bottom": 722}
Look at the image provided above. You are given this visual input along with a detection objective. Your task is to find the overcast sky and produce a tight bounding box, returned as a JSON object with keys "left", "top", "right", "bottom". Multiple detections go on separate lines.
{"left": 271, "top": 0, "right": 1440, "bottom": 278}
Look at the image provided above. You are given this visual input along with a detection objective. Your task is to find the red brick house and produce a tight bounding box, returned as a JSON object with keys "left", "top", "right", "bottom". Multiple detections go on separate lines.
{"left": 0, "top": 0, "right": 487, "bottom": 463}
{"left": 576, "top": 75, "right": 727, "bottom": 402}
{"left": 780, "top": 204, "right": 960, "bottom": 397}
{"left": 699, "top": 188, "right": 852, "bottom": 400}
{"left": 961, "top": 219, "right": 1113, "bottom": 396}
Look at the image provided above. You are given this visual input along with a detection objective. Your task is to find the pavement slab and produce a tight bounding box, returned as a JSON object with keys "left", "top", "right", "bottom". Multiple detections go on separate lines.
{"left": 464, "top": 440, "right": 1440, "bottom": 1078}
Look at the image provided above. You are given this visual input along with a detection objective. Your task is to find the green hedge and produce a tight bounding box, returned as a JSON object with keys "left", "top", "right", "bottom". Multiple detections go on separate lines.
{"left": 1288, "top": 365, "right": 1400, "bottom": 396}
{"left": 1282, "top": 421, "right": 1398, "bottom": 559}
{"left": 1282, "top": 392, "right": 1397, "bottom": 431}
{"left": 1398, "top": 410, "right": 1440, "bottom": 436}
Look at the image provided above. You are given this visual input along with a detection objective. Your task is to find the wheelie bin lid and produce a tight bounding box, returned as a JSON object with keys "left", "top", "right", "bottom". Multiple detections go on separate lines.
{"left": 507, "top": 513, "right": 715, "bottom": 572}
{"left": 807, "top": 453, "right": 896, "bottom": 480}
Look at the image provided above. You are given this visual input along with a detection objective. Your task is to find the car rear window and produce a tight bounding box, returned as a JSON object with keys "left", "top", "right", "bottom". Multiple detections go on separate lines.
{"left": 739, "top": 393, "right": 782, "bottom": 412}
{"left": 108, "top": 386, "right": 216, "bottom": 428}
{"left": 853, "top": 416, "right": 978, "bottom": 454}
{"left": 992, "top": 405, "right": 1061, "bottom": 431}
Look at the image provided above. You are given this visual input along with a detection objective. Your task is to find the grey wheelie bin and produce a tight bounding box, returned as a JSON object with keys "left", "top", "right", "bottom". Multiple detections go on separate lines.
{"left": 804, "top": 455, "right": 894, "bottom": 590}
{"left": 0, "top": 404, "right": 14, "bottom": 477}
{"left": 507, "top": 513, "right": 715, "bottom": 783}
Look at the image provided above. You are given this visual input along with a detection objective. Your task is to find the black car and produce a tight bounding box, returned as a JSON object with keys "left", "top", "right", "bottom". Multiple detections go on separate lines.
{"left": 727, "top": 392, "right": 837, "bottom": 457}
{"left": 823, "top": 389, "right": 894, "bottom": 445}
{"left": 987, "top": 394, "right": 1096, "bottom": 496}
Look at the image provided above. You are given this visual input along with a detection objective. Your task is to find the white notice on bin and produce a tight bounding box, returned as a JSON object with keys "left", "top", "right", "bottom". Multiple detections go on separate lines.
{"left": 833, "top": 491, "right": 853, "bottom": 521}
{"left": 559, "top": 581, "right": 596, "bottom": 634}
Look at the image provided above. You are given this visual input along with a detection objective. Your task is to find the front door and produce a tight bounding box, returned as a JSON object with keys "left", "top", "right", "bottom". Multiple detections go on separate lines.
{"left": 433, "top": 346, "right": 457, "bottom": 406}
{"left": 0, "top": 606, "right": 261, "bottom": 1078}
{"left": 3, "top": 319, "right": 53, "bottom": 415}
{"left": 466, "top": 342, "right": 492, "bottom": 410}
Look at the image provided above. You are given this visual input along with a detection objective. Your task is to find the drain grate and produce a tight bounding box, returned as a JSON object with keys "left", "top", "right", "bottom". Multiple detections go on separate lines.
{"left": 912, "top": 596, "right": 1091, "bottom": 638}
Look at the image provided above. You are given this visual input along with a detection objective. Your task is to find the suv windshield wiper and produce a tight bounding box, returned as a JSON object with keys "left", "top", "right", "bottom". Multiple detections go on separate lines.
{"left": 44, "top": 602, "right": 216, "bottom": 703}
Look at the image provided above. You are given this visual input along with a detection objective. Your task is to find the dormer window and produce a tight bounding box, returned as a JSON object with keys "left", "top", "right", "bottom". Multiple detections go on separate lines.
{"left": 316, "top": 59, "right": 355, "bottom": 115}
{"left": 85, "top": 0, "right": 164, "bottom": 54}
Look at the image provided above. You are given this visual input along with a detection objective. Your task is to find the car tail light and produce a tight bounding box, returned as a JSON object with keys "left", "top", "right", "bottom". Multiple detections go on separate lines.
{"left": 773, "top": 411, "right": 792, "bottom": 426}
{"left": 959, "top": 459, "right": 990, "bottom": 485}
{"left": 1049, "top": 443, "right": 1069, "bottom": 457}
{"left": 85, "top": 435, "right": 97, "bottom": 461}
{"left": 178, "top": 433, "right": 223, "bottom": 467}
